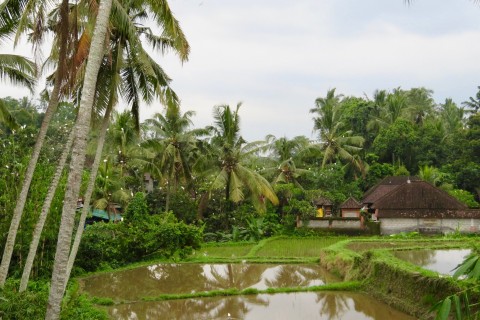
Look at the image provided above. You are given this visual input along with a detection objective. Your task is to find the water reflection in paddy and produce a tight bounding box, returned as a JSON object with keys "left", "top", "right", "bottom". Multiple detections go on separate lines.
{"left": 393, "top": 249, "right": 471, "bottom": 275}
{"left": 108, "top": 292, "right": 415, "bottom": 320}
{"left": 80, "top": 263, "right": 339, "bottom": 301}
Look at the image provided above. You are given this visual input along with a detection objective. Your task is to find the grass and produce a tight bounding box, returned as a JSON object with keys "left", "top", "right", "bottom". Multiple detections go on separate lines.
{"left": 254, "top": 237, "right": 346, "bottom": 257}
{"left": 346, "top": 238, "right": 473, "bottom": 252}
{"left": 137, "top": 281, "right": 363, "bottom": 303}
{"left": 190, "top": 242, "right": 255, "bottom": 258}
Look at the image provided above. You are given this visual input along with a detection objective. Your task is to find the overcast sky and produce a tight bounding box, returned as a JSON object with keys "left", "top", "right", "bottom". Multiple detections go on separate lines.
{"left": 3, "top": 0, "right": 480, "bottom": 141}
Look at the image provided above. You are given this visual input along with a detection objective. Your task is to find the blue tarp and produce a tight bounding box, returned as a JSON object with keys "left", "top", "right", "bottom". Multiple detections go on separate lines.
{"left": 91, "top": 209, "right": 122, "bottom": 222}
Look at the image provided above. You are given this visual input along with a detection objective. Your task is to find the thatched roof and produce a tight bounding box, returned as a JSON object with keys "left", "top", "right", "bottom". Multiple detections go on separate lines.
{"left": 372, "top": 181, "right": 467, "bottom": 210}
{"left": 340, "top": 197, "right": 362, "bottom": 209}
{"left": 363, "top": 176, "right": 421, "bottom": 204}
{"left": 312, "top": 197, "right": 332, "bottom": 206}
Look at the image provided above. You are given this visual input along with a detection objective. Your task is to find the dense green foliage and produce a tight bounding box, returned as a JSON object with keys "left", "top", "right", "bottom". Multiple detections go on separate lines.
{"left": 0, "top": 98, "right": 71, "bottom": 280}
{"left": 1, "top": 86, "right": 479, "bottom": 279}
{"left": 0, "top": 83, "right": 479, "bottom": 317}
{"left": 0, "top": 280, "right": 108, "bottom": 319}
{"left": 76, "top": 193, "right": 203, "bottom": 272}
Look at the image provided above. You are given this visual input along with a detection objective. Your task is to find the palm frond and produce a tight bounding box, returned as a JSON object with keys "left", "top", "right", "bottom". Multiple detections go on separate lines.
{"left": 229, "top": 170, "right": 244, "bottom": 202}
{"left": 210, "top": 169, "right": 228, "bottom": 190}
{"left": 0, "top": 54, "right": 36, "bottom": 91}
{"left": 0, "top": 98, "right": 18, "bottom": 129}
{"left": 144, "top": 0, "right": 190, "bottom": 62}
{"left": 0, "top": 0, "right": 28, "bottom": 42}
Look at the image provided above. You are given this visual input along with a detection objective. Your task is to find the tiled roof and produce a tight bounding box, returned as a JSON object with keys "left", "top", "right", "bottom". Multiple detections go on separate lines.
{"left": 340, "top": 197, "right": 362, "bottom": 209}
{"left": 362, "top": 176, "right": 421, "bottom": 204}
{"left": 373, "top": 181, "right": 468, "bottom": 211}
{"left": 312, "top": 197, "right": 333, "bottom": 206}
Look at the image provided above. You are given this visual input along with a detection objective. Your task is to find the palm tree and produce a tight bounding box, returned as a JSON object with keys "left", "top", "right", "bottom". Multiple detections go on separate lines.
{"left": 0, "top": 53, "right": 36, "bottom": 287}
{"left": 64, "top": 0, "right": 189, "bottom": 301}
{"left": 310, "top": 89, "right": 365, "bottom": 169}
{"left": 51, "top": 0, "right": 189, "bottom": 300}
{"left": 438, "top": 98, "right": 465, "bottom": 143}
{"left": 208, "top": 103, "right": 278, "bottom": 214}
{"left": 418, "top": 165, "right": 443, "bottom": 186}
{"left": 142, "top": 105, "right": 207, "bottom": 211}
{"left": 365, "top": 89, "right": 388, "bottom": 136}
{"left": 18, "top": 130, "right": 75, "bottom": 292}
{"left": 406, "top": 87, "right": 434, "bottom": 125}
{"left": 44, "top": 0, "right": 113, "bottom": 317}
{"left": 258, "top": 136, "right": 310, "bottom": 187}
{"left": 462, "top": 86, "right": 480, "bottom": 114}
{"left": 265, "top": 134, "right": 311, "bottom": 162}
{"left": 0, "top": 0, "right": 70, "bottom": 287}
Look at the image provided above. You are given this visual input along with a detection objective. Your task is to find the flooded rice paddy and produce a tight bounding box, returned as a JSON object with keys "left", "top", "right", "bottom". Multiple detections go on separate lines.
{"left": 80, "top": 263, "right": 415, "bottom": 319}
{"left": 393, "top": 248, "right": 471, "bottom": 275}
{"left": 79, "top": 263, "right": 339, "bottom": 302}
{"left": 107, "top": 292, "right": 416, "bottom": 320}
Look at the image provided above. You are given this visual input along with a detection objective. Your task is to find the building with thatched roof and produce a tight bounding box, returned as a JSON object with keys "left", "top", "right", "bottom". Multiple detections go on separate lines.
{"left": 340, "top": 197, "right": 363, "bottom": 218}
{"left": 362, "top": 176, "right": 480, "bottom": 234}
{"left": 312, "top": 196, "right": 333, "bottom": 217}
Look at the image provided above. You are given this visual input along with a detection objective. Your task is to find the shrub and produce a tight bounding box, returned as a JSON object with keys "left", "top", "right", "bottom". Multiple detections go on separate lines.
{"left": 77, "top": 195, "right": 203, "bottom": 272}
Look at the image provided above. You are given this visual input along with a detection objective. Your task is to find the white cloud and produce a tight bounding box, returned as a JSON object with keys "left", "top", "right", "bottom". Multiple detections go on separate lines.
{"left": 2, "top": 0, "right": 480, "bottom": 141}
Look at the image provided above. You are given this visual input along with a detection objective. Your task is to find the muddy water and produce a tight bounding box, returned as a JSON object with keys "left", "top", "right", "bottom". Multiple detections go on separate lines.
{"left": 393, "top": 249, "right": 471, "bottom": 275}
{"left": 107, "top": 292, "right": 416, "bottom": 320}
{"left": 79, "top": 263, "right": 339, "bottom": 301}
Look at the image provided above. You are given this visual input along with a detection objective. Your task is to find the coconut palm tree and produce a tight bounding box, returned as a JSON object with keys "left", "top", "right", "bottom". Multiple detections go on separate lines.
{"left": 44, "top": 0, "right": 112, "bottom": 317}
{"left": 64, "top": 0, "right": 189, "bottom": 302}
{"left": 406, "top": 87, "right": 434, "bottom": 125}
{"left": 310, "top": 89, "right": 365, "bottom": 169}
{"left": 462, "top": 86, "right": 480, "bottom": 114}
{"left": 260, "top": 135, "right": 311, "bottom": 188}
{"left": 367, "top": 89, "right": 408, "bottom": 131}
{"left": 65, "top": 0, "right": 190, "bottom": 290}
{"left": 18, "top": 129, "right": 75, "bottom": 292}
{"left": 142, "top": 105, "right": 207, "bottom": 211}
{"left": 0, "top": 0, "right": 70, "bottom": 287}
{"left": 208, "top": 103, "right": 278, "bottom": 214}
{"left": 0, "top": 54, "right": 36, "bottom": 91}
{"left": 438, "top": 98, "right": 465, "bottom": 143}
{"left": 0, "top": 52, "right": 36, "bottom": 288}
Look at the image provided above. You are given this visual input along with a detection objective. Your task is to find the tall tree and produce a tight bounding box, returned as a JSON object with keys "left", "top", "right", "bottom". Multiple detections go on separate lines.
{"left": 0, "top": 0, "right": 70, "bottom": 287}
{"left": 143, "top": 105, "right": 206, "bottom": 211}
{"left": 208, "top": 103, "right": 278, "bottom": 214}
{"left": 44, "top": 0, "right": 112, "bottom": 317}
{"left": 64, "top": 0, "right": 190, "bottom": 299}
{"left": 262, "top": 135, "right": 311, "bottom": 187}
{"left": 310, "top": 89, "right": 365, "bottom": 169}
{"left": 439, "top": 98, "right": 464, "bottom": 142}
{"left": 462, "top": 86, "right": 480, "bottom": 114}
{"left": 406, "top": 87, "right": 434, "bottom": 125}
{"left": 368, "top": 89, "right": 408, "bottom": 130}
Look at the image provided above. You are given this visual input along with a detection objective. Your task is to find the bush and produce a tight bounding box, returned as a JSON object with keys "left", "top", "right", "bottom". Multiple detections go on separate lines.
{"left": 0, "top": 280, "right": 107, "bottom": 320}
{"left": 447, "top": 189, "right": 480, "bottom": 208}
{"left": 77, "top": 194, "right": 203, "bottom": 272}
{"left": 0, "top": 280, "right": 49, "bottom": 319}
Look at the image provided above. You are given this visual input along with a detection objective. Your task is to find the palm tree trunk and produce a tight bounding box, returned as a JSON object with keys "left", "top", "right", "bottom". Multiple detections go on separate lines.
{"left": 44, "top": 0, "right": 112, "bottom": 317}
{"left": 63, "top": 106, "right": 112, "bottom": 292}
{"left": 19, "top": 128, "right": 74, "bottom": 292}
{"left": 166, "top": 182, "right": 171, "bottom": 212}
{"left": 0, "top": 0, "right": 69, "bottom": 287}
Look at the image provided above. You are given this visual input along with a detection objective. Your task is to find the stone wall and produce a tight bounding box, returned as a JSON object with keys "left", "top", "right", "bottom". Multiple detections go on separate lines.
{"left": 301, "top": 218, "right": 362, "bottom": 229}
{"left": 380, "top": 218, "right": 480, "bottom": 235}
